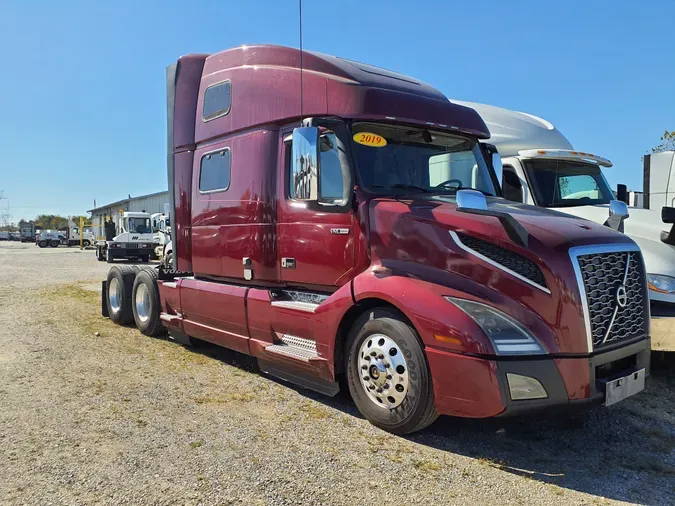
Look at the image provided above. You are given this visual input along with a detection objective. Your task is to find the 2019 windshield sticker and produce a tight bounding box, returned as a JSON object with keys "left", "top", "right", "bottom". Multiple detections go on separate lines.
{"left": 353, "top": 132, "right": 387, "bottom": 147}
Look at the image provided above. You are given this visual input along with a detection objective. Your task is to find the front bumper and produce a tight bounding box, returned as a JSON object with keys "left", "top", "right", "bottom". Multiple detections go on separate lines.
{"left": 108, "top": 246, "right": 154, "bottom": 258}
{"left": 427, "top": 338, "right": 651, "bottom": 418}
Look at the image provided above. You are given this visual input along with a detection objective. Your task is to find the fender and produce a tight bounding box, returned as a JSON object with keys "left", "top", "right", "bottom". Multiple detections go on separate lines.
{"left": 350, "top": 261, "right": 560, "bottom": 356}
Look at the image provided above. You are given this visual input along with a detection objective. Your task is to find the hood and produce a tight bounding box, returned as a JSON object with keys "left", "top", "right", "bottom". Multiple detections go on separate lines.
{"left": 367, "top": 195, "right": 639, "bottom": 354}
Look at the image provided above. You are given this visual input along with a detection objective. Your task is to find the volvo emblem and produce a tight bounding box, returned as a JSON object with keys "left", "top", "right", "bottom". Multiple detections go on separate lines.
{"left": 615, "top": 284, "right": 628, "bottom": 308}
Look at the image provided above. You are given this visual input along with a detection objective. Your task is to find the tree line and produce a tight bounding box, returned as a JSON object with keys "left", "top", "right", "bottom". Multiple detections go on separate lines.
{"left": 0, "top": 214, "right": 90, "bottom": 232}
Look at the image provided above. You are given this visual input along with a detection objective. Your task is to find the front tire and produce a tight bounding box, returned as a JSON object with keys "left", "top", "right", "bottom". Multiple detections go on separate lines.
{"left": 345, "top": 308, "right": 438, "bottom": 435}
{"left": 106, "top": 249, "right": 114, "bottom": 263}
{"left": 83, "top": 240, "right": 91, "bottom": 248}
{"left": 38, "top": 240, "right": 47, "bottom": 248}
{"left": 106, "top": 265, "right": 136, "bottom": 325}
{"left": 132, "top": 269, "right": 164, "bottom": 336}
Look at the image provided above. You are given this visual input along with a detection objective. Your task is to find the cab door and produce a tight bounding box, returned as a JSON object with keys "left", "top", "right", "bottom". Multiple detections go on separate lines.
{"left": 277, "top": 126, "right": 355, "bottom": 288}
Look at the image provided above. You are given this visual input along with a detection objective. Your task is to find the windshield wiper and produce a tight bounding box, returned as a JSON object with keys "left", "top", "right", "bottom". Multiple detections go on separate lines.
{"left": 371, "top": 184, "right": 432, "bottom": 193}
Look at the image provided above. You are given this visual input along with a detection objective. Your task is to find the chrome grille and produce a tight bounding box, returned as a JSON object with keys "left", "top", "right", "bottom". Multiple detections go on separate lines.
{"left": 576, "top": 249, "right": 647, "bottom": 349}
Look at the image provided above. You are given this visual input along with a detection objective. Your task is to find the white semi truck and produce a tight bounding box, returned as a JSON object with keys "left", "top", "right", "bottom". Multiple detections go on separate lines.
{"left": 455, "top": 100, "right": 675, "bottom": 351}
{"left": 95, "top": 211, "right": 155, "bottom": 263}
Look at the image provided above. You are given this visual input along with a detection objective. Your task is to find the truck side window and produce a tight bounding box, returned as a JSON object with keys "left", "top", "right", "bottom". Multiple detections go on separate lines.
{"left": 200, "top": 149, "right": 231, "bottom": 193}
{"left": 202, "top": 81, "right": 231, "bottom": 121}
{"left": 502, "top": 165, "right": 523, "bottom": 203}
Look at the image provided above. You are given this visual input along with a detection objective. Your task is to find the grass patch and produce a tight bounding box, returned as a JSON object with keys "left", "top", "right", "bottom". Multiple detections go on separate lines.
{"left": 190, "top": 440, "right": 204, "bottom": 449}
{"left": 412, "top": 459, "right": 441, "bottom": 472}
{"left": 194, "top": 392, "right": 255, "bottom": 405}
{"left": 298, "top": 403, "right": 331, "bottom": 420}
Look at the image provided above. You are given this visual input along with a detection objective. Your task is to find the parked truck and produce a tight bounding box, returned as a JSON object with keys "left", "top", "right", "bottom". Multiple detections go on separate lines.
{"left": 150, "top": 212, "right": 171, "bottom": 260}
{"left": 20, "top": 222, "right": 36, "bottom": 242}
{"left": 95, "top": 211, "right": 155, "bottom": 263}
{"left": 100, "top": 45, "right": 650, "bottom": 434}
{"left": 454, "top": 101, "right": 675, "bottom": 352}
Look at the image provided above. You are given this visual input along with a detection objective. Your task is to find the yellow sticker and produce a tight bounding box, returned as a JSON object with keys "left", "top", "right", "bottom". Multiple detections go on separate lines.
{"left": 353, "top": 132, "right": 387, "bottom": 147}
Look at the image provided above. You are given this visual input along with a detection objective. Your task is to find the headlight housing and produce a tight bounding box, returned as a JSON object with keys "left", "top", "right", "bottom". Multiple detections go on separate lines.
{"left": 647, "top": 274, "right": 675, "bottom": 294}
{"left": 445, "top": 297, "right": 546, "bottom": 355}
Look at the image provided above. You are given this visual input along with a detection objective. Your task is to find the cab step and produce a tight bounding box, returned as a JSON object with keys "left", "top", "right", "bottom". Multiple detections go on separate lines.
{"left": 265, "top": 334, "right": 318, "bottom": 362}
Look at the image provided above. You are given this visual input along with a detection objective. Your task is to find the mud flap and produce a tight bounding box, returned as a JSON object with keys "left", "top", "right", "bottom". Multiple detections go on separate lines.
{"left": 101, "top": 280, "right": 109, "bottom": 318}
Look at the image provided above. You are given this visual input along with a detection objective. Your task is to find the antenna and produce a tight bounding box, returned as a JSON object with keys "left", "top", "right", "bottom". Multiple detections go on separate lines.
{"left": 298, "top": 0, "right": 303, "bottom": 125}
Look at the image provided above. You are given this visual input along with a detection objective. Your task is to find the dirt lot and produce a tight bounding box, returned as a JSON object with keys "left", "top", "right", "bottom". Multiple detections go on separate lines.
{"left": 0, "top": 241, "right": 674, "bottom": 505}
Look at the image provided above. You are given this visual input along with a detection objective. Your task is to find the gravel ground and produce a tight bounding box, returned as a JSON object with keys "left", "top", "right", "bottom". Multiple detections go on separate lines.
{"left": 0, "top": 241, "right": 674, "bottom": 505}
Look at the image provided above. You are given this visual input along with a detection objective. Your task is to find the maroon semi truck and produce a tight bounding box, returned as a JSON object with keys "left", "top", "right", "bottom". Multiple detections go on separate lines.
{"left": 102, "top": 45, "right": 650, "bottom": 434}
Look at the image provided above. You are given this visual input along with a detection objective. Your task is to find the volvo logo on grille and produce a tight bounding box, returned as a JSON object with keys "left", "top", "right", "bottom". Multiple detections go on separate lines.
{"left": 615, "top": 284, "right": 628, "bottom": 308}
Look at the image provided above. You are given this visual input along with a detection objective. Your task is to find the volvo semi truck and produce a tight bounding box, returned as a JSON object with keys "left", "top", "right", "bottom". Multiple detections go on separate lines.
{"left": 100, "top": 45, "right": 650, "bottom": 434}
{"left": 453, "top": 100, "right": 675, "bottom": 352}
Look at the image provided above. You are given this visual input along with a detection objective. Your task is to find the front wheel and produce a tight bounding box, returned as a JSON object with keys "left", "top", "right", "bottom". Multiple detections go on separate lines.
{"left": 38, "top": 240, "right": 47, "bottom": 248}
{"left": 345, "top": 308, "right": 438, "bottom": 435}
{"left": 83, "top": 240, "right": 91, "bottom": 248}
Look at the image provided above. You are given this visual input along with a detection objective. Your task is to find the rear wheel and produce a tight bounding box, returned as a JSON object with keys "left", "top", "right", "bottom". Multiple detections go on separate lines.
{"left": 38, "top": 240, "right": 47, "bottom": 248}
{"left": 49, "top": 240, "right": 59, "bottom": 248}
{"left": 132, "top": 269, "right": 163, "bottom": 336}
{"left": 345, "top": 308, "right": 438, "bottom": 435}
{"left": 106, "top": 265, "right": 136, "bottom": 325}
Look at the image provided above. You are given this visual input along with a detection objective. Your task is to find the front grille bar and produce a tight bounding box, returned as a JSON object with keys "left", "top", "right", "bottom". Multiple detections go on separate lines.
{"left": 602, "top": 252, "right": 631, "bottom": 344}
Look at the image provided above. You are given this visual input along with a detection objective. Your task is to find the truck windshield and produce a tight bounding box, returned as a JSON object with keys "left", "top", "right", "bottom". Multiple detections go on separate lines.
{"left": 524, "top": 160, "right": 614, "bottom": 207}
{"left": 128, "top": 217, "right": 151, "bottom": 234}
{"left": 351, "top": 122, "right": 496, "bottom": 196}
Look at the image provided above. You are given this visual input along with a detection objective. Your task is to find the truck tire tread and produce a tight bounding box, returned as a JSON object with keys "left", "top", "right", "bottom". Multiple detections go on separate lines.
{"left": 131, "top": 268, "right": 164, "bottom": 337}
{"left": 106, "top": 265, "right": 136, "bottom": 325}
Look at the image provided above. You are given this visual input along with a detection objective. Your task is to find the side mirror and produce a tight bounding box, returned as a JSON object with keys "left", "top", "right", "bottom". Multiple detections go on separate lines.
{"left": 605, "top": 199, "right": 629, "bottom": 233}
{"left": 291, "top": 127, "right": 320, "bottom": 201}
{"left": 616, "top": 184, "right": 628, "bottom": 204}
{"left": 662, "top": 206, "right": 675, "bottom": 224}
{"left": 456, "top": 189, "right": 488, "bottom": 211}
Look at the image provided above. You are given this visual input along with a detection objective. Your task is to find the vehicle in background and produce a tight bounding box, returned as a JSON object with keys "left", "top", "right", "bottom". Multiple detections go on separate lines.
{"left": 453, "top": 100, "right": 675, "bottom": 351}
{"left": 58, "top": 221, "right": 95, "bottom": 247}
{"left": 20, "top": 222, "right": 36, "bottom": 242}
{"left": 9, "top": 232, "right": 21, "bottom": 241}
{"left": 0, "top": 231, "right": 10, "bottom": 241}
{"left": 150, "top": 212, "right": 171, "bottom": 260}
{"left": 36, "top": 230, "right": 66, "bottom": 248}
{"left": 642, "top": 151, "right": 675, "bottom": 211}
{"left": 95, "top": 211, "right": 155, "bottom": 263}
{"left": 100, "top": 45, "right": 650, "bottom": 434}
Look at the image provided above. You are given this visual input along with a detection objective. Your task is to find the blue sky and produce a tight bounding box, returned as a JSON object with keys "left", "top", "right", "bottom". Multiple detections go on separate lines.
{"left": 1, "top": 0, "right": 673, "bottom": 221}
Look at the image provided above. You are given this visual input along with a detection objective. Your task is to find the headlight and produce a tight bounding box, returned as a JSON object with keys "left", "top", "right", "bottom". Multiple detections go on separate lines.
{"left": 648, "top": 274, "right": 675, "bottom": 294}
{"left": 445, "top": 297, "right": 546, "bottom": 355}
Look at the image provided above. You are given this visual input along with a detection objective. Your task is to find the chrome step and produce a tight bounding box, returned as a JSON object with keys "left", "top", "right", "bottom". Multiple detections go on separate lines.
{"left": 265, "top": 334, "right": 318, "bottom": 362}
{"left": 270, "top": 300, "right": 319, "bottom": 313}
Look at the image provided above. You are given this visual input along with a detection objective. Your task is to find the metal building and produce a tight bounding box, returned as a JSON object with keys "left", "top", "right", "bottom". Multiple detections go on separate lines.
{"left": 88, "top": 191, "right": 169, "bottom": 239}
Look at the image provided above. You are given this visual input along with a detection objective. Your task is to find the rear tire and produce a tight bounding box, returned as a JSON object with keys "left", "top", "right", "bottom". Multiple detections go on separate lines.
{"left": 132, "top": 269, "right": 164, "bottom": 336}
{"left": 38, "top": 240, "right": 47, "bottom": 248}
{"left": 49, "top": 240, "right": 59, "bottom": 248}
{"left": 345, "top": 308, "right": 438, "bottom": 435}
{"left": 106, "top": 265, "right": 136, "bottom": 325}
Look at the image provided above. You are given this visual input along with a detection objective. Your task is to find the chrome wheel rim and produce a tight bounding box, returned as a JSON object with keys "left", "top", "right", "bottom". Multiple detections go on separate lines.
{"left": 358, "top": 334, "right": 409, "bottom": 409}
{"left": 135, "top": 283, "right": 150, "bottom": 323}
{"left": 108, "top": 278, "right": 121, "bottom": 313}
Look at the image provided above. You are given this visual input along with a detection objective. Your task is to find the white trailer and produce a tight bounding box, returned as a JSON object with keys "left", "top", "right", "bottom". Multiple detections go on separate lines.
{"left": 454, "top": 100, "right": 675, "bottom": 351}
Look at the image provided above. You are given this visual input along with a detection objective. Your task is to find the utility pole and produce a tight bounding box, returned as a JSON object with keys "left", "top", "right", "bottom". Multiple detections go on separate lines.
{"left": 0, "top": 191, "right": 12, "bottom": 229}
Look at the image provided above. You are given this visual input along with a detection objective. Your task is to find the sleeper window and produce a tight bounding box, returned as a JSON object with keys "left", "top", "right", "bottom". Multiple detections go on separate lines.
{"left": 203, "top": 81, "right": 231, "bottom": 121}
{"left": 200, "top": 149, "right": 231, "bottom": 193}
